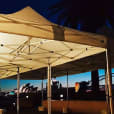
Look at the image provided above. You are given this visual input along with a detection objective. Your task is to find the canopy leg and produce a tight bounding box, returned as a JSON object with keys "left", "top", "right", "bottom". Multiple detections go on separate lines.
{"left": 17, "top": 67, "right": 20, "bottom": 114}
{"left": 67, "top": 72, "right": 69, "bottom": 101}
{"left": 106, "top": 46, "right": 113, "bottom": 114}
{"left": 47, "top": 64, "right": 51, "bottom": 114}
{"left": 41, "top": 78, "right": 44, "bottom": 103}
{"left": 105, "top": 70, "right": 110, "bottom": 113}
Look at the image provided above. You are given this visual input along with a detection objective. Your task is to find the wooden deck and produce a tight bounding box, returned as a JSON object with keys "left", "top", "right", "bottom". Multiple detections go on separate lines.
{"left": 42, "top": 100, "right": 109, "bottom": 114}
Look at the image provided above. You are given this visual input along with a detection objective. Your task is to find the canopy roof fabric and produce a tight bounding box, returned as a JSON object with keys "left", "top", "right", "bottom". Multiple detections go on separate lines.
{"left": 0, "top": 32, "right": 105, "bottom": 79}
{"left": 8, "top": 52, "right": 114, "bottom": 80}
{"left": 0, "top": 7, "right": 107, "bottom": 48}
{"left": 0, "top": 7, "right": 113, "bottom": 79}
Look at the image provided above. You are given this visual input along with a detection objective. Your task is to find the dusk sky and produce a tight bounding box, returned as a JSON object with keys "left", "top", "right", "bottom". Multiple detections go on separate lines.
{"left": 0, "top": 70, "right": 101, "bottom": 91}
{"left": 0, "top": 0, "right": 114, "bottom": 91}
{"left": 1, "top": 69, "right": 114, "bottom": 91}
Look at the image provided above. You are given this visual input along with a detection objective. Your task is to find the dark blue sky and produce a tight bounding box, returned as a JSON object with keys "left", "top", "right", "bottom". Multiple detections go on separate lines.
{"left": 0, "top": 0, "right": 59, "bottom": 23}
{"left": 0, "top": 0, "right": 69, "bottom": 27}
{"left": 0, "top": 0, "right": 113, "bottom": 27}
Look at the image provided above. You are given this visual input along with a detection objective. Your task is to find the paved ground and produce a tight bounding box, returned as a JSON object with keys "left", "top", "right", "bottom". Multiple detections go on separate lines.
{"left": 6, "top": 112, "right": 98, "bottom": 114}
{"left": 6, "top": 109, "right": 103, "bottom": 114}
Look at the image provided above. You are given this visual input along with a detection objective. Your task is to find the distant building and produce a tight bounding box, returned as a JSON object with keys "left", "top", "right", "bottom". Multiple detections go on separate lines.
{"left": 13, "top": 83, "right": 38, "bottom": 93}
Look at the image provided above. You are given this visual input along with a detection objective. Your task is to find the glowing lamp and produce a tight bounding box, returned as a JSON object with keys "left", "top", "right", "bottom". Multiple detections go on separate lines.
{"left": 75, "top": 82, "right": 80, "bottom": 93}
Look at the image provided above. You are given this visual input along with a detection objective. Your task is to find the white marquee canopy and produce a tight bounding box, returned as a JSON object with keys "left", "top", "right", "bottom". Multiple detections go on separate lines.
{"left": 0, "top": 7, "right": 110, "bottom": 79}
{"left": 0, "top": 6, "right": 114, "bottom": 114}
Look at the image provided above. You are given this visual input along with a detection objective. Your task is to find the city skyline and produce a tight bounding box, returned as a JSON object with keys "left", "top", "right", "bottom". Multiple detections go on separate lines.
{"left": 1, "top": 69, "right": 114, "bottom": 91}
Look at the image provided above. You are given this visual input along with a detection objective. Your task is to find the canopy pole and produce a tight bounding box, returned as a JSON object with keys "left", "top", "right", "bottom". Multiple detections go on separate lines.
{"left": 106, "top": 43, "right": 113, "bottom": 114}
{"left": 67, "top": 72, "right": 69, "bottom": 101}
{"left": 105, "top": 70, "right": 110, "bottom": 113}
{"left": 17, "top": 67, "right": 20, "bottom": 114}
{"left": 47, "top": 64, "right": 51, "bottom": 114}
{"left": 41, "top": 78, "right": 44, "bottom": 102}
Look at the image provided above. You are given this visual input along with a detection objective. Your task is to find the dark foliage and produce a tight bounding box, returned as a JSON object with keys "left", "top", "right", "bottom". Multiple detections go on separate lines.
{"left": 49, "top": 0, "right": 114, "bottom": 32}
